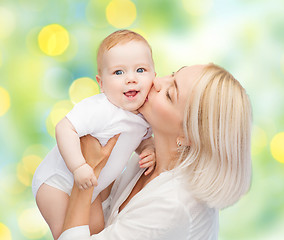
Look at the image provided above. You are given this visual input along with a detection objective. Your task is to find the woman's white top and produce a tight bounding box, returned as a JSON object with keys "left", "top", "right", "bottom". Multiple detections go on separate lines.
{"left": 32, "top": 93, "right": 151, "bottom": 201}
{"left": 58, "top": 154, "right": 219, "bottom": 240}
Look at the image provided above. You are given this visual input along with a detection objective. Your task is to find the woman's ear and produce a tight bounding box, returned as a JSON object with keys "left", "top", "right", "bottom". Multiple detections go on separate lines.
{"left": 96, "top": 75, "right": 104, "bottom": 92}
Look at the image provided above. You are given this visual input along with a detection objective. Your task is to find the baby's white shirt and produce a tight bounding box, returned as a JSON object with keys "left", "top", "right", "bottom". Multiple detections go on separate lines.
{"left": 32, "top": 93, "right": 151, "bottom": 201}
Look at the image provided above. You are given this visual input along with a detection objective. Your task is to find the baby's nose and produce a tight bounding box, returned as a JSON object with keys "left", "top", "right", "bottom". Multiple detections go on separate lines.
{"left": 126, "top": 73, "right": 137, "bottom": 83}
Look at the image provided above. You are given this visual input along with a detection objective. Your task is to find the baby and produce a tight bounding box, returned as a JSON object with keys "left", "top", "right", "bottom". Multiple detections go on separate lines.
{"left": 32, "top": 30, "right": 156, "bottom": 239}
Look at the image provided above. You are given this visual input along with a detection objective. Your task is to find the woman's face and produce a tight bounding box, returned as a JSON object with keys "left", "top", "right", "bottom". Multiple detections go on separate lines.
{"left": 139, "top": 65, "right": 204, "bottom": 135}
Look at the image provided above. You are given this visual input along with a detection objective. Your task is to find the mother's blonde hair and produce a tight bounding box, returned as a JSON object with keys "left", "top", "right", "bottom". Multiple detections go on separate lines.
{"left": 177, "top": 63, "right": 252, "bottom": 209}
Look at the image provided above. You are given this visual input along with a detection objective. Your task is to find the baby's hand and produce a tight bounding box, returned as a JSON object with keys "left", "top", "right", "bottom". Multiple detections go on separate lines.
{"left": 139, "top": 147, "right": 156, "bottom": 176}
{"left": 73, "top": 163, "right": 98, "bottom": 190}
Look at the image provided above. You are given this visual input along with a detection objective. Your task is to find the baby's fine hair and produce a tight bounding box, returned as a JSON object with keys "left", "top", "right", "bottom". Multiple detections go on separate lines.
{"left": 96, "top": 29, "right": 153, "bottom": 75}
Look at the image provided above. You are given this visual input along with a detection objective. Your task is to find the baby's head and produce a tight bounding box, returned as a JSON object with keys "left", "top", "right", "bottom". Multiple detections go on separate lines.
{"left": 96, "top": 30, "right": 155, "bottom": 113}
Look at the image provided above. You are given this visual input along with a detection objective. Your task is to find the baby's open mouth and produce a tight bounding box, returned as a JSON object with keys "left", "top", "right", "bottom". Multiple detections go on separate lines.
{"left": 124, "top": 90, "right": 139, "bottom": 98}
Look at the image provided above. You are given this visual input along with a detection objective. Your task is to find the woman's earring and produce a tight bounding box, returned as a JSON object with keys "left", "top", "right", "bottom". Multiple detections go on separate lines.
{"left": 176, "top": 139, "right": 182, "bottom": 147}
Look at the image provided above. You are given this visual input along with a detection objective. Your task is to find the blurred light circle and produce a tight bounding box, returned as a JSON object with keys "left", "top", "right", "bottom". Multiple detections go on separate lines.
{"left": 46, "top": 100, "right": 73, "bottom": 137}
{"left": 43, "top": 67, "right": 73, "bottom": 99}
{"left": 0, "top": 222, "right": 12, "bottom": 240}
{"left": 106, "top": 0, "right": 137, "bottom": 28}
{"left": 0, "top": 7, "right": 16, "bottom": 39}
{"left": 182, "top": 0, "right": 213, "bottom": 16}
{"left": 17, "top": 162, "right": 32, "bottom": 186}
{"left": 18, "top": 207, "right": 48, "bottom": 239}
{"left": 0, "top": 87, "right": 10, "bottom": 116}
{"left": 69, "top": 77, "right": 100, "bottom": 104}
{"left": 270, "top": 132, "right": 284, "bottom": 163}
{"left": 22, "top": 155, "right": 42, "bottom": 174}
{"left": 38, "top": 24, "right": 70, "bottom": 56}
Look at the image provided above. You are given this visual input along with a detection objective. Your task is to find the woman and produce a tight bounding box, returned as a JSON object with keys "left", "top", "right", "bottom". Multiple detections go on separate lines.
{"left": 58, "top": 63, "right": 252, "bottom": 239}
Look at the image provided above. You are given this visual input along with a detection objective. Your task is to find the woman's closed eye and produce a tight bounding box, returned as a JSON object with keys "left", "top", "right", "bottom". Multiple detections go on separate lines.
{"left": 166, "top": 88, "right": 172, "bottom": 101}
{"left": 114, "top": 70, "right": 124, "bottom": 75}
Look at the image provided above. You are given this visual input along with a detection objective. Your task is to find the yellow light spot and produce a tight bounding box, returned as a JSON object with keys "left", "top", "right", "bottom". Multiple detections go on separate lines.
{"left": 38, "top": 24, "right": 70, "bottom": 56}
{"left": 0, "top": 87, "right": 10, "bottom": 116}
{"left": 0, "top": 222, "right": 12, "bottom": 240}
{"left": 18, "top": 208, "right": 48, "bottom": 239}
{"left": 270, "top": 132, "right": 284, "bottom": 163}
{"left": 22, "top": 155, "right": 42, "bottom": 174}
{"left": 17, "top": 162, "right": 32, "bottom": 186}
{"left": 106, "top": 0, "right": 137, "bottom": 28}
{"left": 251, "top": 126, "right": 267, "bottom": 155}
{"left": 46, "top": 100, "right": 73, "bottom": 137}
{"left": 0, "top": 7, "right": 16, "bottom": 39}
{"left": 69, "top": 77, "right": 100, "bottom": 104}
{"left": 182, "top": 0, "right": 213, "bottom": 16}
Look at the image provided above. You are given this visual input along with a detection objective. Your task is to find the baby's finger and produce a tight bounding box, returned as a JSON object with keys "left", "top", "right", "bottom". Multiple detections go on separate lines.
{"left": 144, "top": 165, "right": 154, "bottom": 176}
{"left": 91, "top": 176, "right": 98, "bottom": 186}
{"left": 82, "top": 183, "right": 89, "bottom": 190}
{"left": 86, "top": 180, "right": 93, "bottom": 188}
{"left": 139, "top": 155, "right": 154, "bottom": 165}
{"left": 139, "top": 150, "right": 152, "bottom": 159}
{"left": 140, "top": 160, "right": 155, "bottom": 169}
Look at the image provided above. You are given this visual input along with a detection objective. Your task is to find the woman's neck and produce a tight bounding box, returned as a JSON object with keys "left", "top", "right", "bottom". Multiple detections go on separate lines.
{"left": 152, "top": 132, "right": 179, "bottom": 175}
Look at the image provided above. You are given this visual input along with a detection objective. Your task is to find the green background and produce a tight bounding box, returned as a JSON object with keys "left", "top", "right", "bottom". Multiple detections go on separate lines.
{"left": 0, "top": 0, "right": 283, "bottom": 239}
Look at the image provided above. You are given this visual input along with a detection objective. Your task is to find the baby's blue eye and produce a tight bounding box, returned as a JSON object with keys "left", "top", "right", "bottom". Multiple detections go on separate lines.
{"left": 114, "top": 70, "right": 123, "bottom": 75}
{"left": 137, "top": 68, "right": 145, "bottom": 73}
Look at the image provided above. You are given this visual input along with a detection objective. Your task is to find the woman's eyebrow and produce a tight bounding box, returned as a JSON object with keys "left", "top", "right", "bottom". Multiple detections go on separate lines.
{"left": 176, "top": 66, "right": 186, "bottom": 73}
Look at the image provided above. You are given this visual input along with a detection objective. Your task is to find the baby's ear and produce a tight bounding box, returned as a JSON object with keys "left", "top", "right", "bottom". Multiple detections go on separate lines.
{"left": 96, "top": 75, "right": 104, "bottom": 92}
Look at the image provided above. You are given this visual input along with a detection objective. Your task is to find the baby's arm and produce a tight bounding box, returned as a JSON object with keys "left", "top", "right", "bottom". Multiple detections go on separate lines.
{"left": 55, "top": 117, "right": 97, "bottom": 189}
{"left": 135, "top": 136, "right": 156, "bottom": 175}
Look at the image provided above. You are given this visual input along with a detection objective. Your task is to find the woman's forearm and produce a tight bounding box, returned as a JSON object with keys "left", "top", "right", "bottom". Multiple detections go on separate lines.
{"left": 62, "top": 183, "right": 94, "bottom": 232}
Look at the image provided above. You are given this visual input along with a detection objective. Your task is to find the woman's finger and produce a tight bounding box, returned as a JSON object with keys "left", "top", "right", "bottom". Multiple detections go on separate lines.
{"left": 102, "top": 134, "right": 120, "bottom": 157}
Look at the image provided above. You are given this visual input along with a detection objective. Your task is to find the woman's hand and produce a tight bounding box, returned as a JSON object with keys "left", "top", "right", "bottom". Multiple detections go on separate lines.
{"left": 80, "top": 134, "right": 120, "bottom": 178}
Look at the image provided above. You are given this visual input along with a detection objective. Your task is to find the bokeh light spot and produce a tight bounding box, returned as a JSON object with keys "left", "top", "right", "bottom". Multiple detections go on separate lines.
{"left": 69, "top": 77, "right": 100, "bottom": 104}
{"left": 17, "top": 162, "right": 32, "bottom": 186}
{"left": 106, "top": 0, "right": 136, "bottom": 28}
{"left": 0, "top": 7, "right": 16, "bottom": 39}
{"left": 46, "top": 100, "right": 73, "bottom": 137}
{"left": 0, "top": 222, "right": 12, "bottom": 240}
{"left": 38, "top": 24, "right": 70, "bottom": 56}
{"left": 18, "top": 207, "right": 48, "bottom": 239}
{"left": 270, "top": 132, "right": 284, "bottom": 163}
{"left": 182, "top": 0, "right": 213, "bottom": 16}
{"left": 251, "top": 126, "right": 267, "bottom": 155}
{"left": 22, "top": 155, "right": 42, "bottom": 174}
{"left": 0, "top": 87, "right": 11, "bottom": 116}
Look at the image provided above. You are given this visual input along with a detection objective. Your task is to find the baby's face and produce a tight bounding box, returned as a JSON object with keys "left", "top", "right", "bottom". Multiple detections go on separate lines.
{"left": 97, "top": 41, "right": 155, "bottom": 113}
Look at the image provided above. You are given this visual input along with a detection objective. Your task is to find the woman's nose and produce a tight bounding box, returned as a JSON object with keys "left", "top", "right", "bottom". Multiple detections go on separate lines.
{"left": 153, "top": 75, "right": 172, "bottom": 92}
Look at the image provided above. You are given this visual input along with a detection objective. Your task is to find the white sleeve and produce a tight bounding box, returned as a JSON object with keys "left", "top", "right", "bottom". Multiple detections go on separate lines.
{"left": 66, "top": 96, "right": 107, "bottom": 137}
